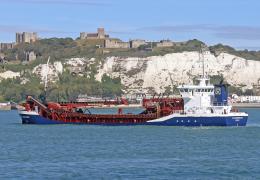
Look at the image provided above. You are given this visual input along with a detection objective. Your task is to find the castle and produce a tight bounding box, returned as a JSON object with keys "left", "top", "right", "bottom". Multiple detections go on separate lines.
{"left": 80, "top": 28, "right": 151, "bottom": 49}
{"left": 80, "top": 28, "right": 109, "bottom": 40}
{"left": 1, "top": 28, "right": 175, "bottom": 51}
{"left": 16, "top": 32, "right": 38, "bottom": 44}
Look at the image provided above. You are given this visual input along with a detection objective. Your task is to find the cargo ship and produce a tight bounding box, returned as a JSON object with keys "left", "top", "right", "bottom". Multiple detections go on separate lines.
{"left": 19, "top": 53, "right": 248, "bottom": 126}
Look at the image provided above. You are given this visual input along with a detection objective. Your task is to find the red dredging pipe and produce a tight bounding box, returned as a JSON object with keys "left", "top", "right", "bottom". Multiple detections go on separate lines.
{"left": 25, "top": 96, "right": 184, "bottom": 124}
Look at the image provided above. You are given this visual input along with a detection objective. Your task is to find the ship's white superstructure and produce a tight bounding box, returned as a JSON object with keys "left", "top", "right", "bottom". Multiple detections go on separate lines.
{"left": 178, "top": 76, "right": 232, "bottom": 115}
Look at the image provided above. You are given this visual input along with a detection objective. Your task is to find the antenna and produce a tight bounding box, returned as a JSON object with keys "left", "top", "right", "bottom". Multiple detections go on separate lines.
{"left": 202, "top": 49, "right": 205, "bottom": 78}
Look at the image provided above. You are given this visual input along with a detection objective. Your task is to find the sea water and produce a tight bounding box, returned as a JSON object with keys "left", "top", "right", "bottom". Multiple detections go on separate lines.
{"left": 0, "top": 108, "right": 260, "bottom": 179}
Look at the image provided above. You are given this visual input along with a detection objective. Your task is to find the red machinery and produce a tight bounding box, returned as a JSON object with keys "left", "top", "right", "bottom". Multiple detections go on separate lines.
{"left": 23, "top": 96, "right": 184, "bottom": 125}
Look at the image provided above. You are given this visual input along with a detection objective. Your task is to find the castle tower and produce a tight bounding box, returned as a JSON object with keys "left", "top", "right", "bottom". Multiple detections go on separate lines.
{"left": 16, "top": 32, "right": 38, "bottom": 43}
{"left": 97, "top": 28, "right": 105, "bottom": 39}
{"left": 16, "top": 33, "right": 23, "bottom": 44}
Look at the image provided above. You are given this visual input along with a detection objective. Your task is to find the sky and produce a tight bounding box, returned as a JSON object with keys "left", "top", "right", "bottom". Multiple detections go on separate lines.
{"left": 1, "top": 0, "right": 260, "bottom": 50}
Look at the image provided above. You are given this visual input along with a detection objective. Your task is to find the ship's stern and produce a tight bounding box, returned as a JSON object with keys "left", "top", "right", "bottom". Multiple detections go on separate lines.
{"left": 225, "top": 113, "right": 248, "bottom": 126}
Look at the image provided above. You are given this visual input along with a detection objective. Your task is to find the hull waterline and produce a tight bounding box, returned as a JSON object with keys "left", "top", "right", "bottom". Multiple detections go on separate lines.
{"left": 19, "top": 111, "right": 248, "bottom": 126}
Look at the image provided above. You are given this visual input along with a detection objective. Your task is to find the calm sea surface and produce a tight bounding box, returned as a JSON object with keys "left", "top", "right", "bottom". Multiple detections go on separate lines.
{"left": 0, "top": 108, "right": 260, "bottom": 179}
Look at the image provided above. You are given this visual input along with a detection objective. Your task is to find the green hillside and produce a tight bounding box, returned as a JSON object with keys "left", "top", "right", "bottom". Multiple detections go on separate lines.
{"left": 0, "top": 38, "right": 259, "bottom": 102}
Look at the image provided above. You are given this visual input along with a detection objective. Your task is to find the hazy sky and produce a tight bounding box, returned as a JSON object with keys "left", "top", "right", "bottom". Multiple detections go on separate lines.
{"left": 1, "top": 0, "right": 260, "bottom": 49}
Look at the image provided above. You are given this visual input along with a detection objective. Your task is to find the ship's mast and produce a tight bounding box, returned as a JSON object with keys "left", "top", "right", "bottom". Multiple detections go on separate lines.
{"left": 199, "top": 47, "right": 205, "bottom": 78}
{"left": 44, "top": 56, "right": 50, "bottom": 92}
{"left": 198, "top": 45, "right": 208, "bottom": 86}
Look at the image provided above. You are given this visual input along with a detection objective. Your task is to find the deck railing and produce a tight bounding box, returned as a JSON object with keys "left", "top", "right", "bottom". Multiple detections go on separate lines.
{"left": 213, "top": 102, "right": 228, "bottom": 106}
{"left": 171, "top": 110, "right": 185, "bottom": 114}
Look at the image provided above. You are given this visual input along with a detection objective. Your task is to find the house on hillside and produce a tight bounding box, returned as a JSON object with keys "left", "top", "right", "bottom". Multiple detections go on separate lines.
{"left": 24, "top": 51, "right": 37, "bottom": 62}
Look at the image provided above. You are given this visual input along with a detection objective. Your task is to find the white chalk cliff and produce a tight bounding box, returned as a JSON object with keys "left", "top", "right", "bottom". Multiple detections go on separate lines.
{"left": 12, "top": 51, "right": 260, "bottom": 93}
{"left": 96, "top": 51, "right": 260, "bottom": 93}
{"left": 33, "top": 62, "right": 63, "bottom": 83}
{"left": 0, "top": 71, "right": 20, "bottom": 80}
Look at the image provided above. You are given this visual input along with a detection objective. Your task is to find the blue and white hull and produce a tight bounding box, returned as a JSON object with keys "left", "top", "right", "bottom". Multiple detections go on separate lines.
{"left": 19, "top": 111, "right": 64, "bottom": 124}
{"left": 19, "top": 111, "right": 248, "bottom": 126}
{"left": 147, "top": 113, "right": 248, "bottom": 126}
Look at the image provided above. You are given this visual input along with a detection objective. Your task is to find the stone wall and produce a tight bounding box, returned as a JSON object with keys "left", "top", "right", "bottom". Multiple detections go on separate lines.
{"left": 0, "top": 43, "right": 15, "bottom": 50}
{"left": 130, "top": 40, "right": 146, "bottom": 48}
{"left": 105, "top": 39, "right": 130, "bottom": 48}
{"left": 156, "top": 40, "right": 174, "bottom": 47}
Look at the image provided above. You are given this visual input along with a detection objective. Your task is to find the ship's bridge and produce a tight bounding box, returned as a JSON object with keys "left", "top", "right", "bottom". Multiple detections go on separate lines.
{"left": 177, "top": 77, "right": 216, "bottom": 113}
{"left": 178, "top": 77, "right": 214, "bottom": 98}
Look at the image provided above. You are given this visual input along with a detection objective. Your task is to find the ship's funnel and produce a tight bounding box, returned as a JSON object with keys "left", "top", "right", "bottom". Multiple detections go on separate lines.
{"left": 214, "top": 84, "right": 229, "bottom": 105}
